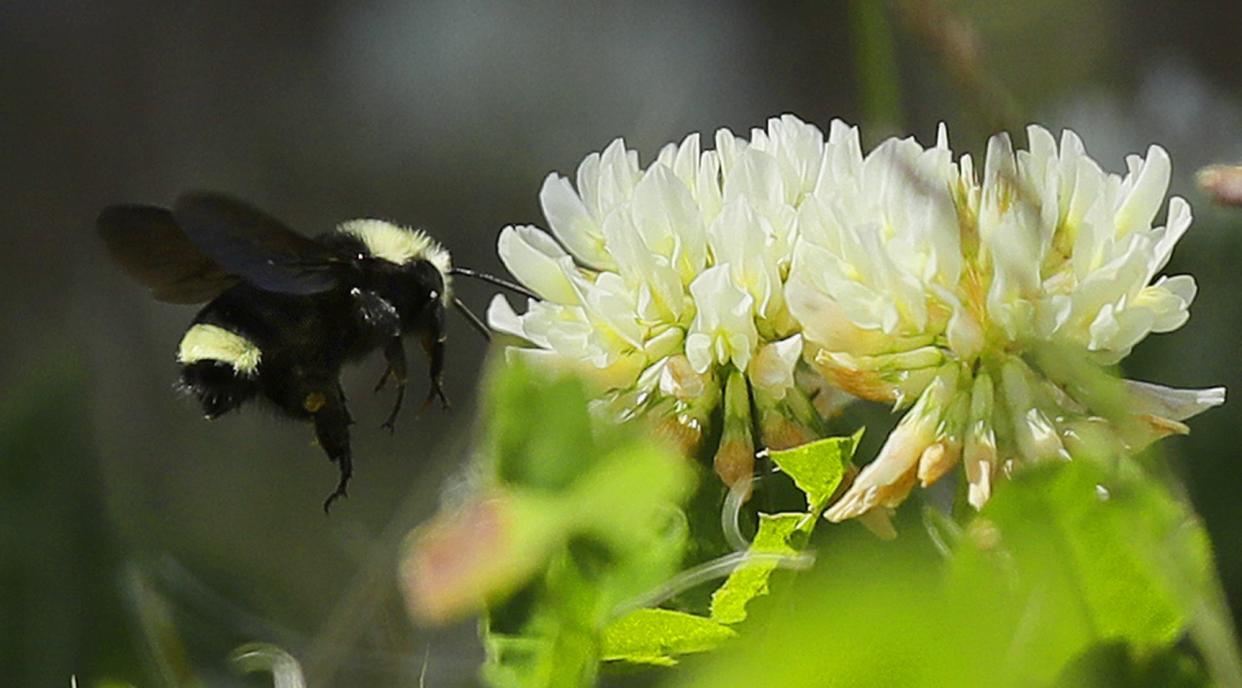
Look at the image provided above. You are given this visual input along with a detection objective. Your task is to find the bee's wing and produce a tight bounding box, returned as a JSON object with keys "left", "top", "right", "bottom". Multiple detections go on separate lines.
{"left": 172, "top": 192, "right": 347, "bottom": 296}
{"left": 97, "top": 205, "right": 240, "bottom": 304}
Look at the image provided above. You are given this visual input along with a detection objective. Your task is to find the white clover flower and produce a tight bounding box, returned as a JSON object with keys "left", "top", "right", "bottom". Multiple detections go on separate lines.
{"left": 489, "top": 116, "right": 832, "bottom": 487}
{"left": 491, "top": 114, "right": 1224, "bottom": 523}
{"left": 785, "top": 122, "right": 1226, "bottom": 522}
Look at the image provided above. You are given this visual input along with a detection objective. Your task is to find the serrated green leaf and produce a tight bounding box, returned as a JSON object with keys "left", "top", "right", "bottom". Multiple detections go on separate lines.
{"left": 601, "top": 609, "right": 737, "bottom": 666}
{"left": 703, "top": 431, "right": 862, "bottom": 626}
{"left": 768, "top": 429, "right": 862, "bottom": 512}
{"left": 709, "top": 514, "right": 803, "bottom": 624}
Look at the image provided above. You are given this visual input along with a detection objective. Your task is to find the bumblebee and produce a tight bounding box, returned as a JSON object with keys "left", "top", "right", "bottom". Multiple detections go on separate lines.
{"left": 98, "top": 192, "right": 524, "bottom": 511}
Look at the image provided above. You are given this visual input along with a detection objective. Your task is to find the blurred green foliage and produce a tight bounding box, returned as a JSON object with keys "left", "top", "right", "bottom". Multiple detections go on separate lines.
{"left": 668, "top": 460, "right": 1232, "bottom": 687}
{"left": 435, "top": 364, "right": 1238, "bottom": 687}
{"left": 0, "top": 362, "right": 143, "bottom": 687}
{"left": 403, "top": 362, "right": 695, "bottom": 686}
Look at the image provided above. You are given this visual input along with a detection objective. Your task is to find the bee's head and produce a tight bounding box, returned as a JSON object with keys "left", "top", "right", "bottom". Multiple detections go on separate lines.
{"left": 334, "top": 219, "right": 454, "bottom": 332}
{"left": 337, "top": 219, "right": 452, "bottom": 295}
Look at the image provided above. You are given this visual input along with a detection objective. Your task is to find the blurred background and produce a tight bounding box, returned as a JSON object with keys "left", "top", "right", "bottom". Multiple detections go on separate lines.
{"left": 2, "top": 1, "right": 1240, "bottom": 685}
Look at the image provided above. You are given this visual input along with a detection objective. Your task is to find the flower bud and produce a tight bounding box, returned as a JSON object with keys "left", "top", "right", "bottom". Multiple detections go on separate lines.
{"left": 964, "top": 372, "right": 998, "bottom": 510}
{"left": 714, "top": 369, "right": 756, "bottom": 489}
{"left": 1001, "top": 358, "right": 1067, "bottom": 463}
{"left": 755, "top": 385, "right": 824, "bottom": 450}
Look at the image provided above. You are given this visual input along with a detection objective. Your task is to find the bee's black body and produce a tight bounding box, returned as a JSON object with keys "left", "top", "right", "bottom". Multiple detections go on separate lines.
{"left": 181, "top": 245, "right": 448, "bottom": 419}
{"left": 99, "top": 193, "right": 453, "bottom": 510}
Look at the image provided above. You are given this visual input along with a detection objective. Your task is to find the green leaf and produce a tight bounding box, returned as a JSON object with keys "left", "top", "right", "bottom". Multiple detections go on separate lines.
{"left": 403, "top": 361, "right": 695, "bottom": 624}
{"left": 669, "top": 460, "right": 1227, "bottom": 688}
{"left": 487, "top": 361, "right": 599, "bottom": 491}
{"left": 567, "top": 442, "right": 694, "bottom": 558}
{"left": 601, "top": 609, "right": 737, "bottom": 666}
{"left": 937, "top": 461, "right": 1217, "bottom": 685}
{"left": 703, "top": 431, "right": 861, "bottom": 626}
{"left": 768, "top": 429, "right": 861, "bottom": 512}
{"left": 709, "top": 514, "right": 803, "bottom": 624}
{"left": 410, "top": 361, "right": 699, "bottom": 688}
{"left": 477, "top": 443, "right": 693, "bottom": 686}
{"left": 482, "top": 625, "right": 598, "bottom": 688}
{"left": 482, "top": 550, "right": 604, "bottom": 688}
{"left": 673, "top": 528, "right": 994, "bottom": 687}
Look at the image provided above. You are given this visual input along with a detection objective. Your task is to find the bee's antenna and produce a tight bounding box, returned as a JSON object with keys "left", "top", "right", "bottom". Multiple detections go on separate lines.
{"left": 449, "top": 267, "right": 537, "bottom": 300}
{"left": 451, "top": 297, "right": 492, "bottom": 341}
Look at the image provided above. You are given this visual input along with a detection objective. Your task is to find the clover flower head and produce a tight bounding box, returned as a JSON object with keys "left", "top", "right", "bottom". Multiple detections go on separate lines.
{"left": 491, "top": 114, "right": 1224, "bottom": 524}
{"left": 786, "top": 123, "right": 1225, "bottom": 521}
{"left": 489, "top": 116, "right": 838, "bottom": 487}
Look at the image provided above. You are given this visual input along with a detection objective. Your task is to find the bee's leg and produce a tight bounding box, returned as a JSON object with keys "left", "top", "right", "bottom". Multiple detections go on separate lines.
{"left": 420, "top": 326, "right": 449, "bottom": 410}
{"left": 337, "top": 382, "right": 355, "bottom": 426}
{"left": 351, "top": 287, "right": 409, "bottom": 427}
{"left": 312, "top": 385, "right": 354, "bottom": 513}
{"left": 378, "top": 337, "right": 407, "bottom": 433}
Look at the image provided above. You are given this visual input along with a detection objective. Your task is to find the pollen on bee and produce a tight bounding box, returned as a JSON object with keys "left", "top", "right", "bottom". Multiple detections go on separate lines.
{"left": 303, "top": 392, "right": 327, "bottom": 413}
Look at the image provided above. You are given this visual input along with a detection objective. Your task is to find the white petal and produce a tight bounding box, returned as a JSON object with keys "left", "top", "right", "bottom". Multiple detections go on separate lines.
{"left": 567, "top": 271, "right": 644, "bottom": 349}
{"left": 1026, "top": 125, "right": 1057, "bottom": 170}
{"left": 724, "top": 147, "right": 786, "bottom": 206}
{"left": 539, "top": 174, "right": 615, "bottom": 269}
{"left": 658, "top": 354, "right": 709, "bottom": 398}
{"left": 1148, "top": 196, "right": 1192, "bottom": 277}
{"left": 696, "top": 150, "right": 724, "bottom": 222}
{"left": 486, "top": 294, "right": 526, "bottom": 339}
{"left": 600, "top": 208, "right": 685, "bottom": 322}
{"left": 631, "top": 163, "right": 707, "bottom": 278}
{"left": 671, "top": 132, "right": 702, "bottom": 191}
{"left": 818, "top": 119, "right": 863, "bottom": 195}
{"left": 1115, "top": 145, "right": 1171, "bottom": 238}
{"left": 748, "top": 334, "right": 803, "bottom": 397}
{"left": 825, "top": 373, "right": 954, "bottom": 521}
{"left": 945, "top": 300, "right": 983, "bottom": 360}
{"left": 684, "top": 332, "right": 713, "bottom": 374}
{"left": 714, "top": 127, "right": 744, "bottom": 178}
{"left": 496, "top": 225, "right": 578, "bottom": 304}
{"left": 688, "top": 264, "right": 758, "bottom": 373}
{"left": 980, "top": 132, "right": 1016, "bottom": 234}
{"left": 709, "top": 198, "right": 781, "bottom": 317}
{"left": 644, "top": 327, "right": 684, "bottom": 360}
{"left": 594, "top": 138, "right": 640, "bottom": 214}
{"left": 1139, "top": 274, "right": 1196, "bottom": 333}
{"left": 785, "top": 270, "right": 917, "bottom": 355}
{"left": 1125, "top": 380, "right": 1226, "bottom": 421}
{"left": 575, "top": 151, "right": 602, "bottom": 215}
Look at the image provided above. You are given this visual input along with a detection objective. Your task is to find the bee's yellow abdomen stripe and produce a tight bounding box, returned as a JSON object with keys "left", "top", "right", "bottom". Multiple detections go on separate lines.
{"left": 177, "top": 323, "right": 262, "bottom": 376}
